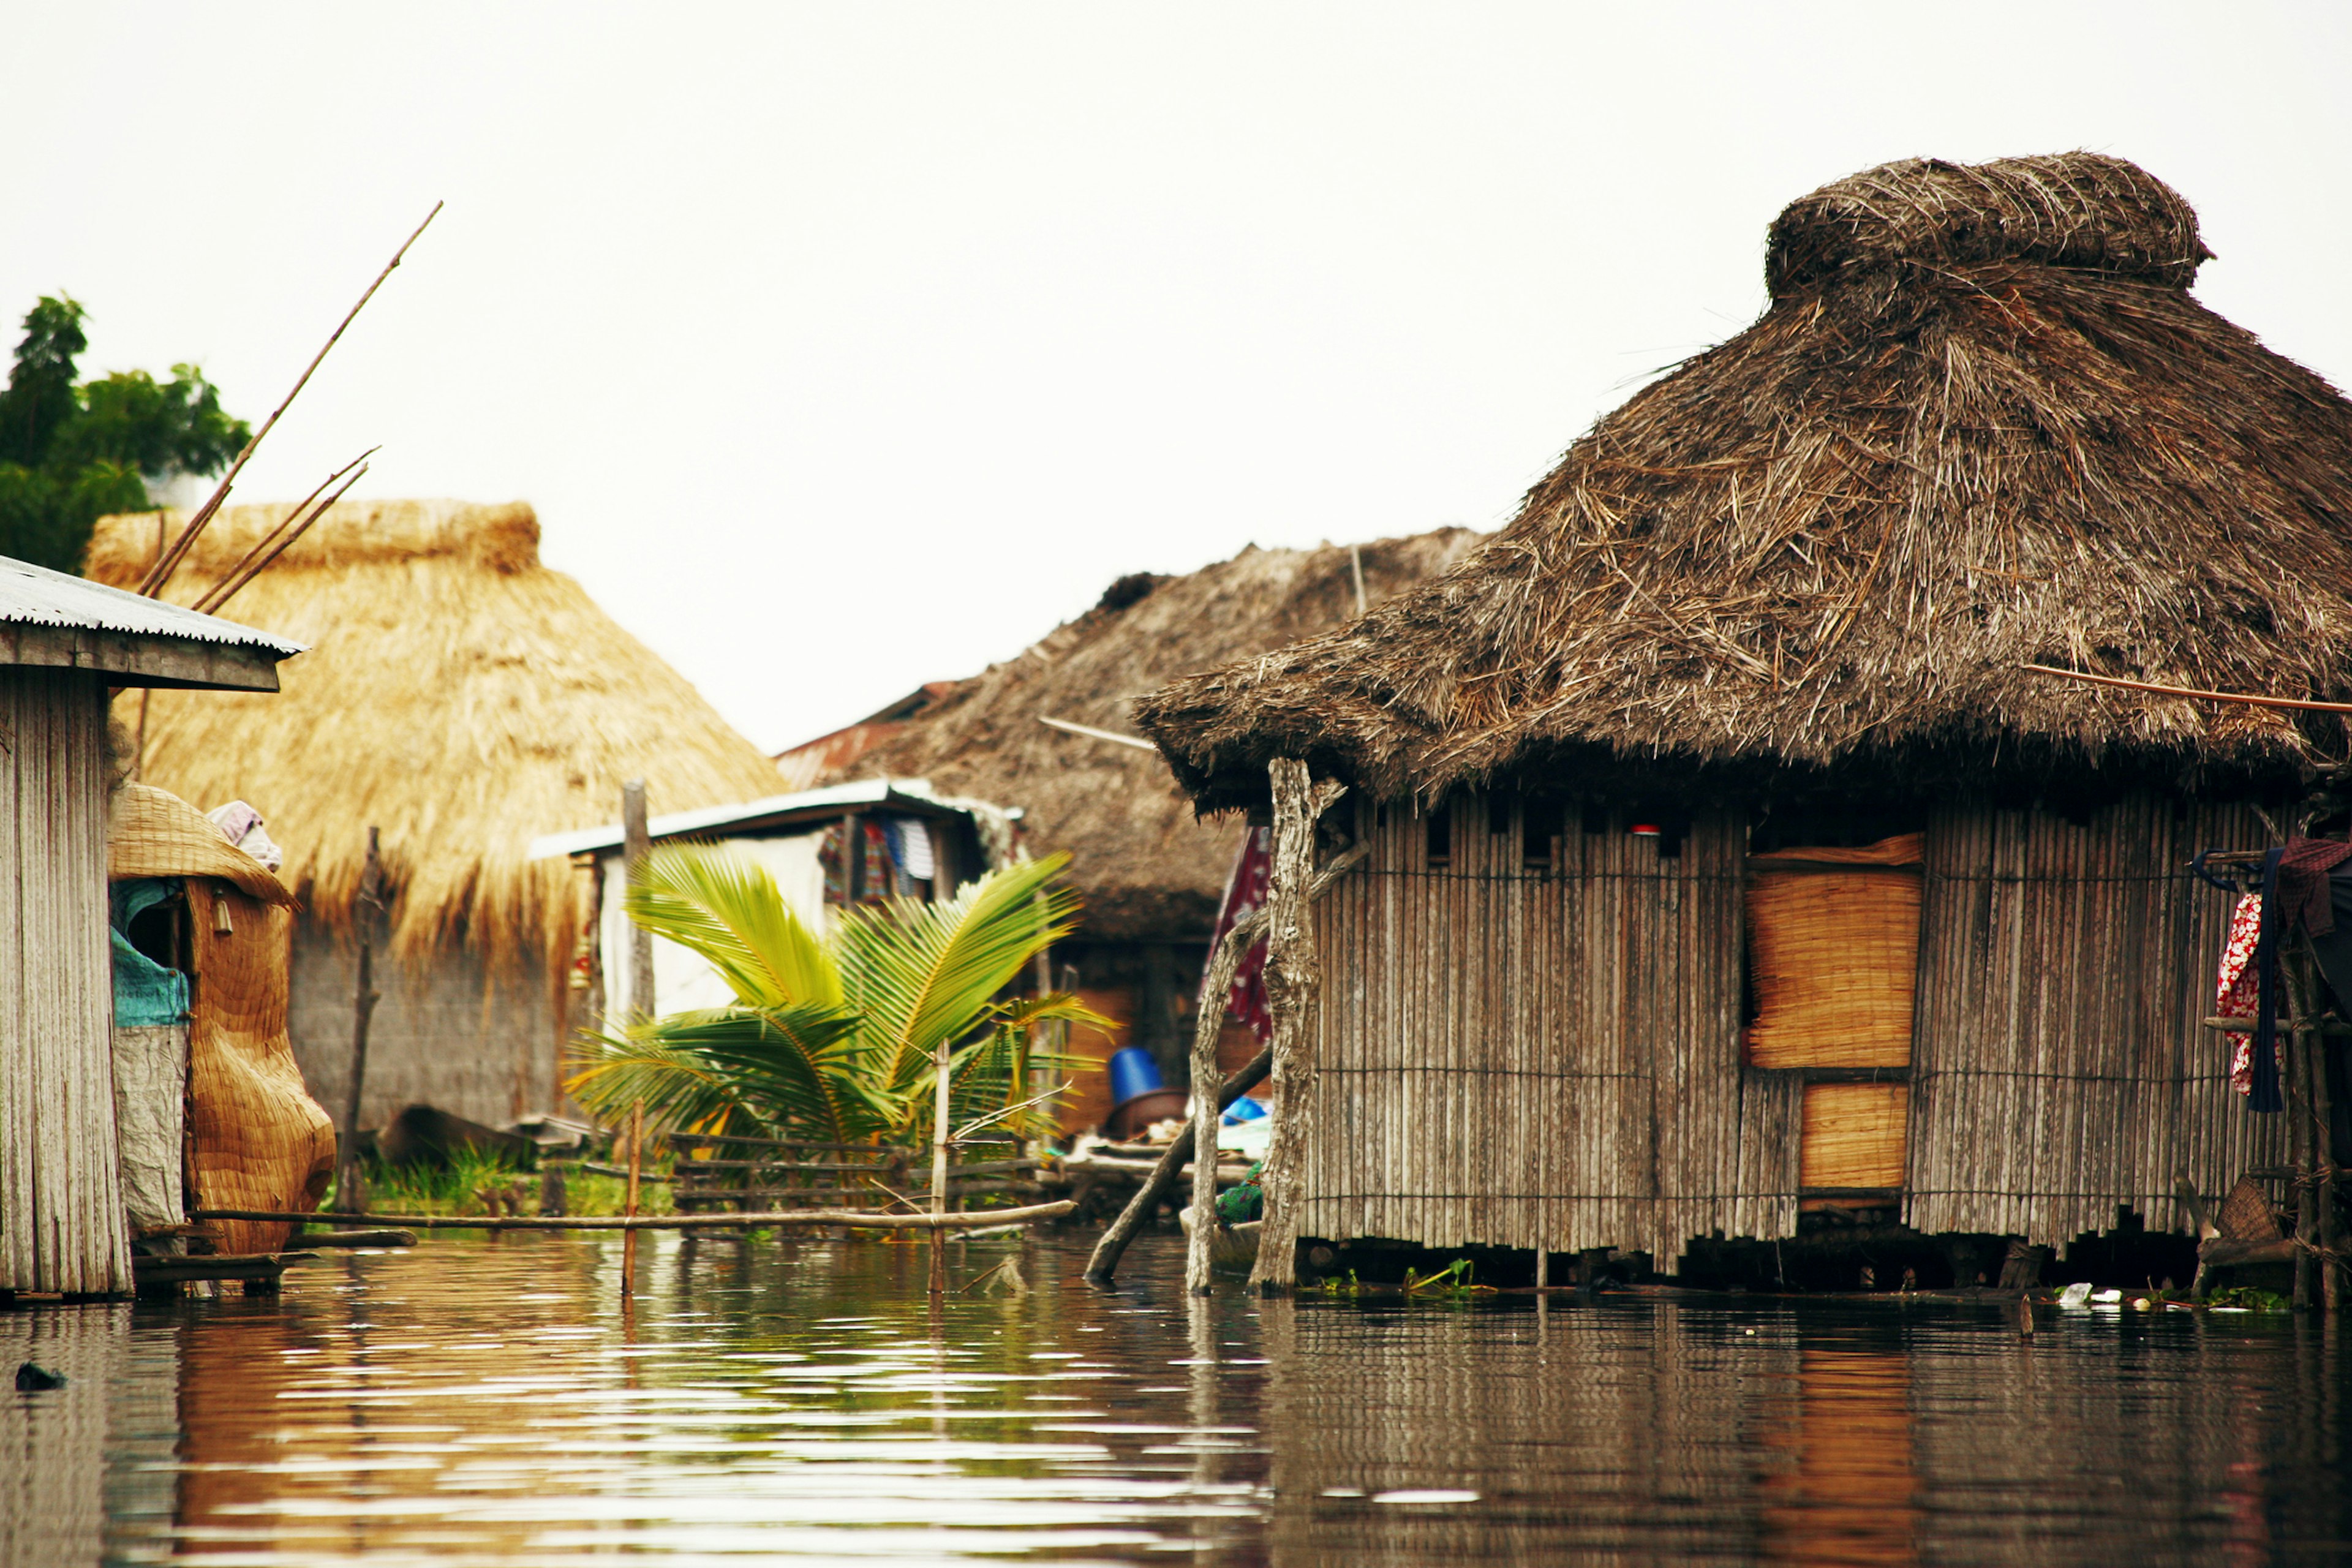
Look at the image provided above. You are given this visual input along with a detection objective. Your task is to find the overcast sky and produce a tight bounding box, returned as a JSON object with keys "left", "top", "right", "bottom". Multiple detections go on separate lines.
{"left": 8, "top": 5, "right": 2348, "bottom": 751}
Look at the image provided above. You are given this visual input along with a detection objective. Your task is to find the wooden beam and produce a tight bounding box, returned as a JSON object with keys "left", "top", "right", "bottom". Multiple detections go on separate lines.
{"left": 0, "top": 625, "right": 286, "bottom": 691}
{"left": 190, "top": 1201, "right": 1077, "bottom": 1231}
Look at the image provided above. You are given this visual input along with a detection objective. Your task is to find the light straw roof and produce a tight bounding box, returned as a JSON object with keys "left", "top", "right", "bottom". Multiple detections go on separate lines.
{"left": 1137, "top": 153, "right": 2352, "bottom": 810}
{"left": 85, "top": 500, "right": 787, "bottom": 962}
{"left": 835, "top": 530, "right": 1479, "bottom": 939}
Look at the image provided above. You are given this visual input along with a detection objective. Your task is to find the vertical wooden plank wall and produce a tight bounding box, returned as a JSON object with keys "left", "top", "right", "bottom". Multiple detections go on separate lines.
{"left": 1305, "top": 794, "right": 1781, "bottom": 1265}
{"left": 0, "top": 669, "right": 131, "bottom": 1295}
{"left": 1907, "top": 795, "right": 2282, "bottom": 1244}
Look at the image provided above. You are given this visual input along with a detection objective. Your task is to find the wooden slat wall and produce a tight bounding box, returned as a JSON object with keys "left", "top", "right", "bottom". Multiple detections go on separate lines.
{"left": 1305, "top": 794, "right": 1776, "bottom": 1264}
{"left": 1306, "top": 786, "right": 2283, "bottom": 1262}
{"left": 0, "top": 669, "right": 130, "bottom": 1295}
{"left": 1907, "top": 794, "right": 2285, "bottom": 1243}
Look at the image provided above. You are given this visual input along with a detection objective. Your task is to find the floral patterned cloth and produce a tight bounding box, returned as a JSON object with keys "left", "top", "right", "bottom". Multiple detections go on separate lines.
{"left": 2214, "top": 891, "right": 2274, "bottom": 1095}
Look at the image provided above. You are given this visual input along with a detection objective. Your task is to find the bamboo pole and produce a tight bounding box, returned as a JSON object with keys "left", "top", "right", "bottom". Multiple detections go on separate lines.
{"left": 336, "top": 827, "right": 385, "bottom": 1215}
{"left": 1186, "top": 860, "right": 1265, "bottom": 1296}
{"left": 138, "top": 203, "right": 440, "bottom": 598}
{"left": 622, "top": 782, "right": 654, "bottom": 1020}
{"left": 194, "top": 1201, "right": 1077, "bottom": 1231}
{"left": 930, "top": 1037, "right": 951, "bottom": 1298}
{"left": 1248, "top": 760, "right": 1344, "bottom": 1295}
{"left": 192, "top": 459, "right": 370, "bottom": 615}
{"left": 1088, "top": 842, "right": 1367, "bottom": 1289}
{"left": 620, "top": 1100, "right": 644, "bottom": 1297}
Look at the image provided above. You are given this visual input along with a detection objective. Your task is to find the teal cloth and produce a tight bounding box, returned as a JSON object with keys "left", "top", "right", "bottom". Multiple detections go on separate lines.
{"left": 110, "top": 878, "right": 188, "bottom": 1027}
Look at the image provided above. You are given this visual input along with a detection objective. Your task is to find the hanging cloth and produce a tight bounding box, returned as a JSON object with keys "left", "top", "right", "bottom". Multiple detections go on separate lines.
{"left": 2216, "top": 890, "right": 2267, "bottom": 1098}
{"left": 110, "top": 877, "right": 189, "bottom": 1027}
{"left": 1202, "top": 826, "right": 1273, "bottom": 1043}
{"left": 889, "top": 817, "right": 937, "bottom": 882}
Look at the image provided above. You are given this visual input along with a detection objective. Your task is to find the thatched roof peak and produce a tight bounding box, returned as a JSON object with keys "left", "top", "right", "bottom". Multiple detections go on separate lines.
{"left": 1766, "top": 152, "right": 2211, "bottom": 298}
{"left": 1137, "top": 154, "right": 2352, "bottom": 811}
{"left": 85, "top": 500, "right": 787, "bottom": 963}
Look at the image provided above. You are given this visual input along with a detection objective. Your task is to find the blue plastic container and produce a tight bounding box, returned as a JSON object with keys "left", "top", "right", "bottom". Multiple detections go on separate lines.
{"left": 1107, "top": 1046, "right": 1165, "bottom": 1105}
{"left": 1220, "top": 1096, "right": 1268, "bottom": 1125}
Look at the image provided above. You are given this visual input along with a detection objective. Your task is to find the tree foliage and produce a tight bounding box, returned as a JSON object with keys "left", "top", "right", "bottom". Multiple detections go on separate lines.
{"left": 0, "top": 295, "right": 249, "bottom": 572}
{"left": 567, "top": 848, "right": 1108, "bottom": 1153}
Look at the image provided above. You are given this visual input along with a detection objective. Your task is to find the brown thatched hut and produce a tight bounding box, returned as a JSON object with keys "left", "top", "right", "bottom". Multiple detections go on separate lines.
{"left": 1138, "top": 153, "right": 2352, "bottom": 1278}
{"left": 831, "top": 530, "right": 1479, "bottom": 1129}
{"left": 84, "top": 500, "right": 790, "bottom": 1133}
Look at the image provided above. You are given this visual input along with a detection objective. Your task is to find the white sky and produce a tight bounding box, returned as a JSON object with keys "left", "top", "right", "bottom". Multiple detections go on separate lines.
{"left": 8, "top": 4, "right": 2348, "bottom": 752}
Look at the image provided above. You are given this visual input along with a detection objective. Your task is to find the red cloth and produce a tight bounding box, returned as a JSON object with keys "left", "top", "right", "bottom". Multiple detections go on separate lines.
{"left": 2275, "top": 836, "right": 2352, "bottom": 938}
{"left": 1204, "top": 826, "right": 1272, "bottom": 1042}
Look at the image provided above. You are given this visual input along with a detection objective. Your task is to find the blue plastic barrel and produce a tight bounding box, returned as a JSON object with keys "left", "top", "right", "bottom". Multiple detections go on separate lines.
{"left": 1221, "top": 1096, "right": 1268, "bottom": 1125}
{"left": 1107, "top": 1046, "right": 1165, "bottom": 1105}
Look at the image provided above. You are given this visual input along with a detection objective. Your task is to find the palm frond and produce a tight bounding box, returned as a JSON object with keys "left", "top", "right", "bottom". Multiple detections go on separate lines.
{"left": 624, "top": 845, "right": 840, "bottom": 1007}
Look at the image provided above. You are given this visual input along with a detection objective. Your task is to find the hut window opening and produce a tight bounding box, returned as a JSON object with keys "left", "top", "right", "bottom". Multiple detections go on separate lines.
{"left": 1630, "top": 807, "right": 1689, "bottom": 860}
{"left": 1487, "top": 790, "right": 1517, "bottom": 839}
{"left": 1426, "top": 804, "right": 1452, "bottom": 867}
{"left": 1580, "top": 802, "right": 1610, "bottom": 836}
{"left": 1524, "top": 797, "right": 1564, "bottom": 869}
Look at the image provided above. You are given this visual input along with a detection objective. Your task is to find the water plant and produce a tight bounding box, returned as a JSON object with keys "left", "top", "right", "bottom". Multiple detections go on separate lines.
{"left": 566, "top": 847, "right": 1105, "bottom": 1150}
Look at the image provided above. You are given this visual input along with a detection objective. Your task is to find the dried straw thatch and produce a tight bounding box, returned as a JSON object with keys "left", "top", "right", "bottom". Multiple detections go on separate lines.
{"left": 85, "top": 500, "right": 787, "bottom": 964}
{"left": 1139, "top": 154, "right": 2352, "bottom": 810}
{"left": 835, "top": 532, "right": 1480, "bottom": 938}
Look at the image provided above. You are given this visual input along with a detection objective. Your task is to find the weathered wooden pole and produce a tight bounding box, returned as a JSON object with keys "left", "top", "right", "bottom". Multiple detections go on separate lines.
{"left": 620, "top": 1099, "right": 644, "bottom": 1298}
{"left": 1248, "top": 760, "right": 1343, "bottom": 1295}
{"left": 1186, "top": 885, "right": 1264, "bottom": 1295}
{"left": 622, "top": 782, "right": 654, "bottom": 1021}
{"left": 930, "top": 1036, "right": 952, "bottom": 1298}
{"left": 1088, "top": 841, "right": 1366, "bottom": 1290}
{"left": 337, "top": 827, "right": 385, "bottom": 1215}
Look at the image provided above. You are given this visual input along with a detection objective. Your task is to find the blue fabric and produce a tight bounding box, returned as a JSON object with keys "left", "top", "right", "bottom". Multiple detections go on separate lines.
{"left": 110, "top": 878, "right": 188, "bottom": 1027}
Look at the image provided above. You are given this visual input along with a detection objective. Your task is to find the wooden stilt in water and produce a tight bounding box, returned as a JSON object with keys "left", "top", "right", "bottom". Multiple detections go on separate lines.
{"left": 622, "top": 782, "right": 655, "bottom": 1022}
{"left": 1184, "top": 883, "right": 1255, "bottom": 1296}
{"left": 337, "top": 828, "right": 384, "bottom": 1216}
{"left": 621, "top": 1100, "right": 644, "bottom": 1298}
{"left": 930, "top": 1036, "right": 951, "bottom": 1298}
{"left": 1248, "top": 759, "right": 1343, "bottom": 1295}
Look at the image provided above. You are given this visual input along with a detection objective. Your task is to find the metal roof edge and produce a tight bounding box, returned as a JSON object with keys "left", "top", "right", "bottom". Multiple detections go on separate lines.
{"left": 526, "top": 777, "right": 962, "bottom": 861}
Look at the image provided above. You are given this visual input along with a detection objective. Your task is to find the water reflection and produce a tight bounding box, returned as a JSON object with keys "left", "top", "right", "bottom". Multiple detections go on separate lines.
{"left": 0, "top": 1233, "right": 2340, "bottom": 1563}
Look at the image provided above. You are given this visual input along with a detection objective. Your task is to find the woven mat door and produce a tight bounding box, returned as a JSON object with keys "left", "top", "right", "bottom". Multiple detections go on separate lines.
{"left": 1745, "top": 834, "right": 1921, "bottom": 1207}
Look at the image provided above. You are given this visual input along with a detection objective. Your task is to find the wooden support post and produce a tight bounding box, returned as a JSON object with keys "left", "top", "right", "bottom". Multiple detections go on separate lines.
{"left": 930, "top": 1035, "right": 951, "bottom": 1298}
{"left": 622, "top": 782, "right": 655, "bottom": 1022}
{"left": 1185, "top": 881, "right": 1264, "bottom": 1295}
{"left": 337, "top": 827, "right": 384, "bottom": 1215}
{"left": 1087, "top": 840, "right": 1366, "bottom": 1289}
{"left": 1248, "top": 759, "right": 1344, "bottom": 1295}
{"left": 620, "top": 1100, "right": 644, "bottom": 1298}
{"left": 842, "top": 812, "right": 862, "bottom": 907}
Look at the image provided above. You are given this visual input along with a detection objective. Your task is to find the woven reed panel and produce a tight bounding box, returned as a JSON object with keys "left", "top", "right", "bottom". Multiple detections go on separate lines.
{"left": 1745, "top": 866, "right": 1921, "bottom": 1068}
{"left": 1905, "top": 794, "right": 2286, "bottom": 1245}
{"left": 1302, "top": 794, "right": 1781, "bottom": 1265}
{"left": 0, "top": 669, "right": 130, "bottom": 1295}
{"left": 1800, "top": 1082, "right": 1909, "bottom": 1189}
{"left": 186, "top": 881, "right": 337, "bottom": 1255}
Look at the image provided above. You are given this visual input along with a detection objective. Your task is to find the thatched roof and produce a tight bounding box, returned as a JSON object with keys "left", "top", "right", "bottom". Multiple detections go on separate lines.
{"left": 832, "top": 530, "right": 1480, "bottom": 940}
{"left": 85, "top": 500, "right": 787, "bottom": 962}
{"left": 1137, "top": 154, "right": 2352, "bottom": 811}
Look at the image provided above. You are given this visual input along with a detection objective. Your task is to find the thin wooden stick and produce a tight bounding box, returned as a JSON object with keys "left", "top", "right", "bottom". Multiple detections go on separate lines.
{"left": 138, "top": 202, "right": 441, "bottom": 597}
{"left": 192, "top": 1201, "right": 1077, "bottom": 1231}
{"left": 1038, "top": 715, "right": 1158, "bottom": 752}
{"left": 194, "top": 463, "right": 367, "bottom": 615}
{"left": 930, "top": 1037, "right": 951, "bottom": 1297}
{"left": 191, "top": 450, "right": 374, "bottom": 612}
{"left": 336, "top": 827, "right": 384, "bottom": 1216}
{"left": 2021, "top": 663, "right": 2352, "bottom": 715}
{"left": 621, "top": 1100, "right": 644, "bottom": 1295}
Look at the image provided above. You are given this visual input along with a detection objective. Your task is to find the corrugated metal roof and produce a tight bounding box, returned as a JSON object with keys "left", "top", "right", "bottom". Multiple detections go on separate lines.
{"left": 527, "top": 778, "right": 976, "bottom": 861}
{"left": 0, "top": 554, "right": 304, "bottom": 654}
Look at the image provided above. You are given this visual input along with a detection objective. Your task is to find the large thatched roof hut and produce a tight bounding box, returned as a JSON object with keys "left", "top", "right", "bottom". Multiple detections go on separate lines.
{"left": 1139, "top": 153, "right": 2352, "bottom": 1275}
{"left": 86, "top": 500, "right": 787, "bottom": 1129}
{"left": 833, "top": 530, "right": 1479, "bottom": 1123}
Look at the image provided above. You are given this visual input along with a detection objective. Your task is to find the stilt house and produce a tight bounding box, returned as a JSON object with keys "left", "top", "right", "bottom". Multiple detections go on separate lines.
{"left": 1137, "top": 154, "right": 2352, "bottom": 1268}
{"left": 829, "top": 531, "right": 1479, "bottom": 1131}
{"left": 0, "top": 556, "right": 300, "bottom": 1295}
{"left": 85, "top": 500, "right": 788, "bottom": 1133}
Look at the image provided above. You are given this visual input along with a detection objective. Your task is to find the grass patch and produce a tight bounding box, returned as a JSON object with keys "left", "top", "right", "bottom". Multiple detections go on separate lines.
{"left": 327, "top": 1148, "right": 677, "bottom": 1220}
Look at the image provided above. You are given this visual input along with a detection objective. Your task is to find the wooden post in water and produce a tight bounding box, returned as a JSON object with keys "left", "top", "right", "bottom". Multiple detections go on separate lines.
{"left": 622, "top": 782, "right": 655, "bottom": 1022}
{"left": 1185, "top": 898, "right": 1257, "bottom": 1295}
{"left": 1248, "top": 759, "right": 1343, "bottom": 1295}
{"left": 930, "top": 1037, "right": 951, "bottom": 1298}
{"left": 620, "top": 1099, "right": 644, "bottom": 1298}
{"left": 337, "top": 827, "right": 385, "bottom": 1215}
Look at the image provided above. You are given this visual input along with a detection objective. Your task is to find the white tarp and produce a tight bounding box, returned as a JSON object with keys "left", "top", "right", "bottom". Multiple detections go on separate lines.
{"left": 111, "top": 1022, "right": 187, "bottom": 1234}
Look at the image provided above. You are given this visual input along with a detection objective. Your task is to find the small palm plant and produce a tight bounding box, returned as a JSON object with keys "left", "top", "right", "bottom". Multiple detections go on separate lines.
{"left": 565, "top": 846, "right": 1104, "bottom": 1152}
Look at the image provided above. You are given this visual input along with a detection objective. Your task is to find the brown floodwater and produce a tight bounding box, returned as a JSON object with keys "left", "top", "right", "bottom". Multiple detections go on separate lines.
{"left": 1, "top": 1229, "right": 2346, "bottom": 1565}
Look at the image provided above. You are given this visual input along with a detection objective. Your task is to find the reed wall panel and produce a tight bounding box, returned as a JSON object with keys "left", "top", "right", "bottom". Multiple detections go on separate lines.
{"left": 1303, "top": 796, "right": 1781, "bottom": 1264}
{"left": 0, "top": 669, "right": 130, "bottom": 1295}
{"left": 1905, "top": 795, "right": 2285, "bottom": 1244}
{"left": 1305, "top": 787, "right": 2286, "bottom": 1262}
